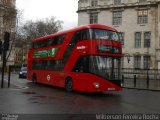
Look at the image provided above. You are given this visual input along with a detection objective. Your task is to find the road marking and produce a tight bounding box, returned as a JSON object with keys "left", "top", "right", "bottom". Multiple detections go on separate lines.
{"left": 10, "top": 86, "right": 29, "bottom": 90}
{"left": 3, "top": 78, "right": 29, "bottom": 90}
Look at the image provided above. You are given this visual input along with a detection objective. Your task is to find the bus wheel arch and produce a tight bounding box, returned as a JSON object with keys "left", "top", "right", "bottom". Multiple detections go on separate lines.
{"left": 32, "top": 73, "right": 37, "bottom": 83}
{"left": 65, "top": 77, "right": 73, "bottom": 92}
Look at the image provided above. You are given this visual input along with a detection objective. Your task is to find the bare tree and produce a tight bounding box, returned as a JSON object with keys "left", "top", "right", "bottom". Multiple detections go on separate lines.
{"left": 16, "top": 16, "right": 63, "bottom": 49}
{"left": 13, "top": 16, "right": 63, "bottom": 65}
{"left": 21, "top": 17, "right": 63, "bottom": 41}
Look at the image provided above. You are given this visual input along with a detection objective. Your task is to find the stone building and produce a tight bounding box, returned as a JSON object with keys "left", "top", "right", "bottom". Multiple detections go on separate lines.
{"left": 77, "top": 0, "right": 160, "bottom": 69}
{"left": 14, "top": 40, "right": 30, "bottom": 66}
{"left": 0, "top": 0, "right": 17, "bottom": 67}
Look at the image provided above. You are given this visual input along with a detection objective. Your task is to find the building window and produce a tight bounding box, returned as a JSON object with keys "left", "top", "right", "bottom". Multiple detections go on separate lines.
{"left": 137, "top": 10, "right": 148, "bottom": 24}
{"left": 119, "top": 32, "right": 125, "bottom": 47}
{"left": 81, "top": 0, "right": 88, "bottom": 3}
{"left": 134, "top": 56, "right": 141, "bottom": 69}
{"left": 113, "top": 11, "right": 122, "bottom": 25}
{"left": 139, "top": 0, "right": 146, "bottom": 3}
{"left": 2, "top": 0, "right": 10, "bottom": 6}
{"left": 143, "top": 56, "right": 150, "bottom": 69}
{"left": 135, "top": 32, "right": 141, "bottom": 48}
{"left": 91, "top": 0, "right": 98, "bottom": 7}
{"left": 113, "top": 0, "right": 121, "bottom": 5}
{"left": 90, "top": 13, "right": 98, "bottom": 24}
{"left": 121, "top": 57, "right": 124, "bottom": 68}
{"left": 144, "top": 32, "right": 151, "bottom": 48}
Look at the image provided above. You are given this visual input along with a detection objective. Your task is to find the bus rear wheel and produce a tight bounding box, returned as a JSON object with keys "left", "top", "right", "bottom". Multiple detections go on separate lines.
{"left": 65, "top": 78, "right": 73, "bottom": 92}
{"left": 32, "top": 74, "right": 37, "bottom": 84}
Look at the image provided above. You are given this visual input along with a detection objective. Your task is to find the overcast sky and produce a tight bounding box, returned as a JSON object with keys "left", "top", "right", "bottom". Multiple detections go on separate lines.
{"left": 16, "top": 0, "right": 79, "bottom": 30}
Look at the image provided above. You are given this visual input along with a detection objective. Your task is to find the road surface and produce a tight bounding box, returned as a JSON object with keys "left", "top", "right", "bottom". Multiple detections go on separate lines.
{"left": 0, "top": 74, "right": 160, "bottom": 119}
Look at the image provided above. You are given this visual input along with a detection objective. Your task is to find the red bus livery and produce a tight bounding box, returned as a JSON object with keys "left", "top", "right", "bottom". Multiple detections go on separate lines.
{"left": 27, "top": 24, "right": 122, "bottom": 92}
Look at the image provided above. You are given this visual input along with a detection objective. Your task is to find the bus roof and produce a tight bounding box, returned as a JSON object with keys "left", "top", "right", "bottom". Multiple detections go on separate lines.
{"left": 32, "top": 24, "right": 118, "bottom": 43}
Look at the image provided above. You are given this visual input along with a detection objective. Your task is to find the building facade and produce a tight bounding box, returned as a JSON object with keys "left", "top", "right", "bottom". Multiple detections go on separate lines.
{"left": 14, "top": 40, "right": 30, "bottom": 66}
{"left": 0, "top": 0, "right": 17, "bottom": 67}
{"left": 77, "top": 0, "right": 160, "bottom": 69}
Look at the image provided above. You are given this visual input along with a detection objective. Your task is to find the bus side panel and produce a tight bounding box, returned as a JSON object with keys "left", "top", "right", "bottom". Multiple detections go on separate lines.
{"left": 49, "top": 71, "right": 66, "bottom": 88}
{"left": 32, "top": 71, "right": 65, "bottom": 88}
{"left": 70, "top": 73, "right": 88, "bottom": 92}
{"left": 70, "top": 73, "right": 121, "bottom": 92}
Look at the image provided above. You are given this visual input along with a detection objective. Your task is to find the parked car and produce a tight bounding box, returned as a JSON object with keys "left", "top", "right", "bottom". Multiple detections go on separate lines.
{"left": 19, "top": 67, "right": 27, "bottom": 78}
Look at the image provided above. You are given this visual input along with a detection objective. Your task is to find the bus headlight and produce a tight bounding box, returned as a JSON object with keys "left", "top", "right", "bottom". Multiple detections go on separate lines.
{"left": 93, "top": 82, "right": 100, "bottom": 89}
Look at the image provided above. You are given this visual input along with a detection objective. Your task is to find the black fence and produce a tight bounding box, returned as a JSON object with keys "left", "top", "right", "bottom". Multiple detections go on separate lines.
{"left": 122, "top": 68, "right": 160, "bottom": 91}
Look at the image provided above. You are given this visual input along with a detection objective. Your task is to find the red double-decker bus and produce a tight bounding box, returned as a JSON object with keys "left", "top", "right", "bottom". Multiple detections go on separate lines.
{"left": 27, "top": 24, "right": 122, "bottom": 92}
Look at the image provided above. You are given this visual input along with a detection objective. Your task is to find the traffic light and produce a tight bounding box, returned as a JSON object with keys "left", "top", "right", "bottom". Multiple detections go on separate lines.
{"left": 0, "top": 40, "right": 2, "bottom": 54}
{"left": 4, "top": 32, "right": 10, "bottom": 51}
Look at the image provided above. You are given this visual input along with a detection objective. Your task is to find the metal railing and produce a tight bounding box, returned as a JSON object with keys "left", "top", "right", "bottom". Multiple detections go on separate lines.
{"left": 122, "top": 68, "right": 160, "bottom": 90}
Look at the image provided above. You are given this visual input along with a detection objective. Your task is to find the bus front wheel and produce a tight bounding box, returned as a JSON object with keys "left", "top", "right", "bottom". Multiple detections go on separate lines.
{"left": 65, "top": 77, "right": 73, "bottom": 92}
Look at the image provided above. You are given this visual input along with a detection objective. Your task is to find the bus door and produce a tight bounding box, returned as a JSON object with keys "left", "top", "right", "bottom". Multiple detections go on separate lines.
{"left": 72, "top": 56, "right": 90, "bottom": 91}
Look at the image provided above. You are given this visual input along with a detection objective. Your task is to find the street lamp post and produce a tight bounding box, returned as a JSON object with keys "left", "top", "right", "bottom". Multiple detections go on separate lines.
{"left": 1, "top": 32, "right": 10, "bottom": 88}
{"left": 0, "top": 14, "right": 16, "bottom": 88}
{"left": 125, "top": 53, "right": 131, "bottom": 64}
{"left": 146, "top": 39, "right": 150, "bottom": 89}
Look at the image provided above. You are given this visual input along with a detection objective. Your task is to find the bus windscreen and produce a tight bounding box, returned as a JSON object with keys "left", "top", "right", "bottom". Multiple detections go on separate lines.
{"left": 90, "top": 29, "right": 120, "bottom": 41}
